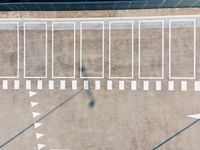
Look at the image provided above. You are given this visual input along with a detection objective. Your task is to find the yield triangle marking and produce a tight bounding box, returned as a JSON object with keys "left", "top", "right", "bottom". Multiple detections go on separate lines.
{"left": 31, "top": 101, "right": 39, "bottom": 108}
{"left": 187, "top": 113, "right": 200, "bottom": 119}
{"left": 37, "top": 144, "right": 46, "bottom": 150}
{"left": 32, "top": 112, "right": 40, "bottom": 118}
{"left": 34, "top": 122, "right": 42, "bottom": 128}
{"left": 29, "top": 91, "right": 37, "bottom": 98}
{"left": 36, "top": 133, "right": 44, "bottom": 139}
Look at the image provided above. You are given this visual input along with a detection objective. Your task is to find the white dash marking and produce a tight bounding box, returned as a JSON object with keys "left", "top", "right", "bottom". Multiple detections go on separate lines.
{"left": 156, "top": 81, "right": 162, "bottom": 91}
{"left": 31, "top": 101, "right": 39, "bottom": 108}
{"left": 72, "top": 80, "right": 77, "bottom": 90}
{"left": 95, "top": 80, "right": 101, "bottom": 90}
{"left": 33, "top": 112, "right": 40, "bottom": 118}
{"left": 187, "top": 113, "right": 200, "bottom": 119}
{"left": 38, "top": 144, "right": 46, "bottom": 150}
{"left": 36, "top": 133, "right": 44, "bottom": 139}
{"left": 143, "top": 81, "right": 149, "bottom": 91}
{"left": 119, "top": 80, "right": 124, "bottom": 90}
{"left": 26, "top": 80, "right": 31, "bottom": 90}
{"left": 181, "top": 81, "right": 187, "bottom": 91}
{"left": 34, "top": 122, "right": 42, "bottom": 129}
{"left": 83, "top": 80, "right": 89, "bottom": 90}
{"left": 2, "top": 80, "right": 8, "bottom": 90}
{"left": 194, "top": 81, "right": 200, "bottom": 91}
{"left": 37, "top": 80, "right": 43, "bottom": 90}
{"left": 29, "top": 91, "right": 37, "bottom": 97}
{"left": 60, "top": 80, "right": 66, "bottom": 90}
{"left": 168, "top": 81, "right": 174, "bottom": 91}
{"left": 107, "top": 80, "right": 112, "bottom": 90}
{"left": 49, "top": 80, "right": 54, "bottom": 90}
{"left": 14, "top": 80, "right": 19, "bottom": 89}
{"left": 131, "top": 81, "right": 137, "bottom": 91}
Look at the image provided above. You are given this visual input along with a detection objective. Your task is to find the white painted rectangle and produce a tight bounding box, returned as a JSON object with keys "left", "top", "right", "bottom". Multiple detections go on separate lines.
{"left": 14, "top": 80, "right": 19, "bottom": 89}
{"left": 107, "top": 80, "right": 112, "bottom": 90}
{"left": 26, "top": 80, "right": 31, "bottom": 90}
{"left": 24, "top": 22, "right": 47, "bottom": 78}
{"left": 72, "top": 80, "right": 77, "bottom": 90}
{"left": 156, "top": 80, "right": 162, "bottom": 91}
{"left": 109, "top": 21, "right": 134, "bottom": 79}
{"left": 60, "top": 80, "right": 66, "bottom": 90}
{"left": 2, "top": 80, "right": 8, "bottom": 89}
{"left": 52, "top": 22, "right": 75, "bottom": 78}
{"left": 169, "top": 19, "right": 196, "bottom": 79}
{"left": 168, "top": 81, "right": 174, "bottom": 91}
{"left": 194, "top": 81, "right": 200, "bottom": 91}
{"left": 95, "top": 80, "right": 101, "bottom": 90}
{"left": 139, "top": 20, "right": 164, "bottom": 79}
{"left": 143, "top": 81, "right": 149, "bottom": 91}
{"left": 119, "top": 80, "right": 125, "bottom": 90}
{"left": 37, "top": 80, "right": 43, "bottom": 90}
{"left": 181, "top": 81, "right": 187, "bottom": 91}
{"left": 80, "top": 21, "right": 104, "bottom": 78}
{"left": 49, "top": 80, "right": 54, "bottom": 90}
{"left": 83, "top": 80, "right": 89, "bottom": 90}
{"left": 131, "top": 81, "right": 137, "bottom": 91}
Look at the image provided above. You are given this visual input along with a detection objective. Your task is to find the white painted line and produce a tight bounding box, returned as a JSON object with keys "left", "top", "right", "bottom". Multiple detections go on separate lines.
{"left": 138, "top": 20, "right": 164, "bottom": 79}
{"left": 2, "top": 80, "right": 8, "bottom": 90}
{"left": 0, "top": 22, "right": 19, "bottom": 78}
{"left": 26, "top": 80, "right": 31, "bottom": 90}
{"left": 83, "top": 80, "right": 89, "bottom": 90}
{"left": 187, "top": 113, "right": 200, "bottom": 119}
{"left": 38, "top": 144, "right": 46, "bottom": 150}
{"left": 169, "top": 19, "right": 196, "bottom": 79}
{"left": 168, "top": 81, "right": 174, "bottom": 91}
{"left": 24, "top": 22, "right": 47, "bottom": 78}
{"left": 107, "top": 80, "right": 112, "bottom": 90}
{"left": 36, "top": 133, "right": 44, "bottom": 139}
{"left": 181, "top": 81, "right": 187, "bottom": 91}
{"left": 31, "top": 101, "right": 39, "bottom": 108}
{"left": 34, "top": 122, "right": 42, "bottom": 129}
{"left": 119, "top": 80, "right": 125, "bottom": 90}
{"left": 95, "top": 80, "right": 101, "bottom": 90}
{"left": 194, "top": 81, "right": 200, "bottom": 91}
{"left": 49, "top": 80, "right": 54, "bottom": 90}
{"left": 156, "top": 80, "right": 162, "bottom": 91}
{"left": 37, "top": 80, "right": 43, "bottom": 90}
{"left": 131, "top": 81, "right": 137, "bottom": 91}
{"left": 109, "top": 21, "right": 134, "bottom": 79}
{"left": 72, "top": 80, "right": 77, "bottom": 90}
{"left": 14, "top": 80, "right": 19, "bottom": 89}
{"left": 60, "top": 80, "right": 66, "bottom": 90}
{"left": 33, "top": 112, "right": 40, "bottom": 118}
{"left": 143, "top": 81, "right": 149, "bottom": 91}
{"left": 80, "top": 21, "right": 104, "bottom": 78}
{"left": 52, "top": 22, "right": 76, "bottom": 78}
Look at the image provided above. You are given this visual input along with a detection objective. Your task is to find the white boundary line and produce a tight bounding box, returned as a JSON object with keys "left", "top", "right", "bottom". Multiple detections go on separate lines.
{"left": 52, "top": 22, "right": 76, "bottom": 78}
{"left": 80, "top": 21, "right": 104, "bottom": 79}
{"left": 0, "top": 22, "right": 19, "bottom": 78}
{"left": 109, "top": 21, "right": 134, "bottom": 79}
{"left": 138, "top": 20, "right": 164, "bottom": 79}
{"left": 24, "top": 22, "right": 48, "bottom": 78}
{"left": 169, "top": 19, "right": 196, "bottom": 79}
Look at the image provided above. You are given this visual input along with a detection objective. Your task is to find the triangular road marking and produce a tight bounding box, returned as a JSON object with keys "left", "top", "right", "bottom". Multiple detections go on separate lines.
{"left": 32, "top": 112, "right": 40, "bottom": 118}
{"left": 187, "top": 113, "right": 200, "bottom": 119}
{"left": 36, "top": 133, "right": 44, "bottom": 139}
{"left": 31, "top": 101, "right": 39, "bottom": 108}
{"left": 34, "top": 122, "right": 42, "bottom": 129}
{"left": 29, "top": 91, "right": 37, "bottom": 98}
{"left": 37, "top": 144, "right": 46, "bottom": 150}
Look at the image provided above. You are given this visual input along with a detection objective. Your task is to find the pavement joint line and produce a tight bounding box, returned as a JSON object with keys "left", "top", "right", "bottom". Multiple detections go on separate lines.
{"left": 0, "top": 89, "right": 83, "bottom": 149}
{"left": 152, "top": 119, "right": 200, "bottom": 150}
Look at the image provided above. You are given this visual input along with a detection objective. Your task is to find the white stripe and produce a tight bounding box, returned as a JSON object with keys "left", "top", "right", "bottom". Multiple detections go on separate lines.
{"left": 156, "top": 81, "right": 162, "bottom": 91}
{"left": 49, "top": 80, "right": 54, "bottom": 90}
{"left": 60, "top": 80, "right": 66, "bottom": 90}
{"left": 95, "top": 80, "right": 101, "bottom": 90}
{"left": 26, "top": 80, "right": 31, "bottom": 90}
{"left": 107, "top": 80, "right": 112, "bottom": 90}
{"left": 181, "top": 81, "right": 187, "bottom": 91}
{"left": 119, "top": 80, "right": 124, "bottom": 90}
{"left": 143, "top": 81, "right": 149, "bottom": 91}
{"left": 2, "top": 80, "right": 8, "bottom": 90}
{"left": 131, "top": 81, "right": 137, "bottom": 90}
{"left": 14, "top": 80, "right": 19, "bottom": 89}
{"left": 194, "top": 81, "right": 200, "bottom": 91}
{"left": 83, "top": 80, "right": 89, "bottom": 90}
{"left": 37, "top": 80, "right": 43, "bottom": 90}
{"left": 72, "top": 80, "right": 77, "bottom": 90}
{"left": 168, "top": 81, "right": 174, "bottom": 91}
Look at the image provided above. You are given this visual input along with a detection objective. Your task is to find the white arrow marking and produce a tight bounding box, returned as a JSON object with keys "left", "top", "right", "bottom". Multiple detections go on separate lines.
{"left": 37, "top": 144, "right": 46, "bottom": 150}
{"left": 29, "top": 91, "right": 37, "bottom": 98}
{"left": 36, "top": 133, "right": 44, "bottom": 139}
{"left": 31, "top": 101, "right": 39, "bottom": 108}
{"left": 32, "top": 112, "right": 40, "bottom": 118}
{"left": 34, "top": 122, "right": 42, "bottom": 129}
{"left": 187, "top": 113, "right": 200, "bottom": 119}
